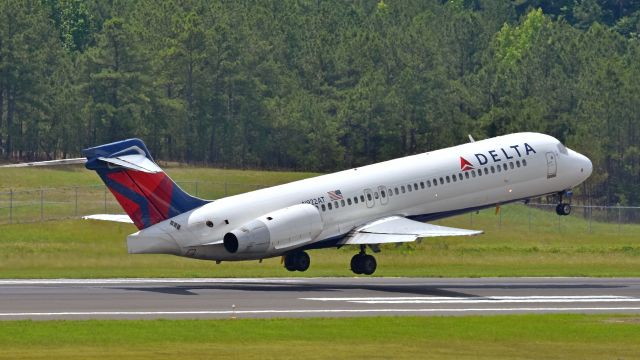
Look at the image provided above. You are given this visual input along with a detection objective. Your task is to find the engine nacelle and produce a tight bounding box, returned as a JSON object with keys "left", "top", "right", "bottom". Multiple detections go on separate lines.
{"left": 223, "top": 204, "right": 323, "bottom": 255}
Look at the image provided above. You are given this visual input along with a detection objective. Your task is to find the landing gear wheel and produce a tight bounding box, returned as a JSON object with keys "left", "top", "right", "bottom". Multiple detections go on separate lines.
{"left": 294, "top": 251, "right": 310, "bottom": 272}
{"left": 284, "top": 251, "right": 310, "bottom": 272}
{"left": 556, "top": 203, "right": 571, "bottom": 216}
{"left": 284, "top": 255, "right": 297, "bottom": 271}
{"left": 351, "top": 254, "right": 364, "bottom": 274}
{"left": 350, "top": 252, "right": 377, "bottom": 276}
{"left": 361, "top": 255, "right": 377, "bottom": 275}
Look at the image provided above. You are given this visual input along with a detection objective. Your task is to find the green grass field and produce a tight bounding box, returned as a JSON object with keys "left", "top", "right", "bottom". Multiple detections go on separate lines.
{"left": 0, "top": 204, "right": 638, "bottom": 278}
{"left": 0, "top": 166, "right": 639, "bottom": 278}
{"left": 0, "top": 315, "right": 638, "bottom": 359}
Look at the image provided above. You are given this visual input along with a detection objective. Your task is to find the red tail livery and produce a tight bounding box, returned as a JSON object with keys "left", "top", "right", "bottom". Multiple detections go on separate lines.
{"left": 83, "top": 139, "right": 209, "bottom": 230}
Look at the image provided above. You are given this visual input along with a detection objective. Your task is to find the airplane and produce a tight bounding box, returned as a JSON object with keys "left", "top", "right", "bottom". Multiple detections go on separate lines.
{"left": 2, "top": 132, "right": 592, "bottom": 275}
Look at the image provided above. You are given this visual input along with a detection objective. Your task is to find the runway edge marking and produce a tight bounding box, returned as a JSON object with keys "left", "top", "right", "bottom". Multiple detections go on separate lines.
{"left": 2, "top": 307, "right": 640, "bottom": 318}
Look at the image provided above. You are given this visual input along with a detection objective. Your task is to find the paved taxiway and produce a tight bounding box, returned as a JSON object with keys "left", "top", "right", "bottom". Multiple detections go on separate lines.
{"left": 0, "top": 277, "right": 639, "bottom": 320}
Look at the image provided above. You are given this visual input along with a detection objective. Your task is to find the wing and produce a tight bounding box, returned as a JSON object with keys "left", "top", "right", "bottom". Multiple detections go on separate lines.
{"left": 340, "top": 216, "right": 482, "bottom": 245}
{"left": 82, "top": 214, "right": 134, "bottom": 224}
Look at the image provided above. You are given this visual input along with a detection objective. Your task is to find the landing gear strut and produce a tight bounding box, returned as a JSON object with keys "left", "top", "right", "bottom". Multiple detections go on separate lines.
{"left": 351, "top": 245, "right": 377, "bottom": 275}
{"left": 284, "top": 251, "right": 310, "bottom": 272}
{"left": 555, "top": 190, "right": 572, "bottom": 216}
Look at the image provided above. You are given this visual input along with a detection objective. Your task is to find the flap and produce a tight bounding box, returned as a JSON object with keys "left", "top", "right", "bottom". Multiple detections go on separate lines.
{"left": 341, "top": 216, "right": 482, "bottom": 245}
{"left": 342, "top": 233, "right": 418, "bottom": 245}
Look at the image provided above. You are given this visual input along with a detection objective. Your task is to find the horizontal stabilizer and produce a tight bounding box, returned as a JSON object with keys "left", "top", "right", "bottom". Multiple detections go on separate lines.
{"left": 0, "top": 158, "right": 86, "bottom": 168}
{"left": 82, "top": 214, "right": 134, "bottom": 224}
{"left": 341, "top": 216, "right": 482, "bottom": 245}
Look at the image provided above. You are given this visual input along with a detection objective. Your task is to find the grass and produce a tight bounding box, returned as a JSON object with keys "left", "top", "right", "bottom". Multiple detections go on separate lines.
{"left": 0, "top": 315, "right": 638, "bottom": 359}
{"left": 0, "top": 204, "right": 639, "bottom": 278}
{"left": 0, "top": 166, "right": 639, "bottom": 278}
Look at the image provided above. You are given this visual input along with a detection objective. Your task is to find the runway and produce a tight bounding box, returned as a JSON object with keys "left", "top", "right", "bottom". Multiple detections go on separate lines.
{"left": 0, "top": 277, "right": 639, "bottom": 320}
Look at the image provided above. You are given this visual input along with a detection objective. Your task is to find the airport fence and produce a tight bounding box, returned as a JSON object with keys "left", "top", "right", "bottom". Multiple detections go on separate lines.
{"left": 0, "top": 182, "right": 639, "bottom": 235}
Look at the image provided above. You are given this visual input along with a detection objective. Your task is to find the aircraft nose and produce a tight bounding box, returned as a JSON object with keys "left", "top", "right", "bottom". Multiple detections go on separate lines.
{"left": 576, "top": 151, "right": 592, "bottom": 178}
{"left": 566, "top": 148, "right": 592, "bottom": 180}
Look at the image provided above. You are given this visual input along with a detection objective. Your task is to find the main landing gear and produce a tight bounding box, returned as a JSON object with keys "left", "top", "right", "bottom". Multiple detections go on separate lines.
{"left": 351, "top": 245, "right": 377, "bottom": 275}
{"left": 555, "top": 190, "right": 572, "bottom": 216}
{"left": 284, "top": 251, "right": 310, "bottom": 272}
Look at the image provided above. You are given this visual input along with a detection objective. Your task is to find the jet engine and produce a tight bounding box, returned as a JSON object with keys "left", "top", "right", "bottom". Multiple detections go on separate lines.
{"left": 223, "top": 204, "right": 323, "bottom": 255}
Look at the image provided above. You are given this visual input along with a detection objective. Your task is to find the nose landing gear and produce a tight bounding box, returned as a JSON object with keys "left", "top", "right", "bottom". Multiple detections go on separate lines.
{"left": 556, "top": 203, "right": 571, "bottom": 216}
{"left": 555, "top": 190, "right": 572, "bottom": 216}
{"left": 351, "top": 245, "right": 377, "bottom": 275}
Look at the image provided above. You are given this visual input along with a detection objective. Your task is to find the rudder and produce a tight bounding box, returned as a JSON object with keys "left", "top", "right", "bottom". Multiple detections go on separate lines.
{"left": 83, "top": 139, "right": 209, "bottom": 230}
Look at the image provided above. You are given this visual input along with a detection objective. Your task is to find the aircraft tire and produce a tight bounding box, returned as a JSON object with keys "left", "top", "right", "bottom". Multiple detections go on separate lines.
{"left": 284, "top": 253, "right": 297, "bottom": 271}
{"left": 294, "top": 251, "right": 310, "bottom": 272}
{"left": 350, "top": 254, "right": 364, "bottom": 274}
{"left": 556, "top": 203, "right": 571, "bottom": 216}
{"left": 361, "top": 255, "right": 377, "bottom": 275}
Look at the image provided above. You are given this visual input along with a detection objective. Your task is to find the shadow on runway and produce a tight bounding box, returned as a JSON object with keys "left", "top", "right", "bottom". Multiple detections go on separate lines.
{"left": 114, "top": 281, "right": 625, "bottom": 297}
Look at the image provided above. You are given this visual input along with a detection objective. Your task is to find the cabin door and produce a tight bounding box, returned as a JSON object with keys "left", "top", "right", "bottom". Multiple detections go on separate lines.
{"left": 546, "top": 152, "right": 557, "bottom": 179}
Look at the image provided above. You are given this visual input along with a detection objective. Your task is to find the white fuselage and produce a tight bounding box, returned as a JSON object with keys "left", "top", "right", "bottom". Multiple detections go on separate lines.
{"left": 127, "top": 132, "right": 592, "bottom": 261}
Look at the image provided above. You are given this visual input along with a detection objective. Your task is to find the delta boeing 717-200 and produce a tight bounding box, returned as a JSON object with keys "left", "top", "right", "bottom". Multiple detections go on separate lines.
{"left": 2, "top": 133, "right": 592, "bottom": 275}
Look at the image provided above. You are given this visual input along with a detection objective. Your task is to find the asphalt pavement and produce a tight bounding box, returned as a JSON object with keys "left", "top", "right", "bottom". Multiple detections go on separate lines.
{"left": 0, "top": 277, "right": 639, "bottom": 320}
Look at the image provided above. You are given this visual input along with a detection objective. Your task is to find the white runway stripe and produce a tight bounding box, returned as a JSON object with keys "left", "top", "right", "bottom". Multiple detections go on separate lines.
{"left": 302, "top": 296, "right": 633, "bottom": 301}
{"left": 1, "top": 307, "right": 640, "bottom": 317}
{"left": 302, "top": 296, "right": 640, "bottom": 305}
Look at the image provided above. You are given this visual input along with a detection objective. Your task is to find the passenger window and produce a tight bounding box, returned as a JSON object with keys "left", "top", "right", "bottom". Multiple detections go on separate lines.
{"left": 395, "top": 188, "right": 399, "bottom": 195}
{"left": 401, "top": 186, "right": 406, "bottom": 193}
{"left": 334, "top": 201, "right": 339, "bottom": 208}
{"left": 354, "top": 197, "right": 359, "bottom": 204}
{"left": 510, "top": 162, "right": 514, "bottom": 169}
{"left": 452, "top": 175, "right": 457, "bottom": 182}
{"left": 420, "top": 181, "right": 425, "bottom": 189}
{"left": 433, "top": 178, "right": 438, "bottom": 186}
{"left": 516, "top": 160, "right": 521, "bottom": 168}
{"left": 322, "top": 204, "right": 326, "bottom": 211}
{"left": 407, "top": 185, "right": 412, "bottom": 192}
{"left": 341, "top": 199, "right": 345, "bottom": 206}
{"left": 446, "top": 176, "right": 450, "bottom": 183}
{"left": 381, "top": 190, "right": 386, "bottom": 198}
{"left": 427, "top": 180, "right": 431, "bottom": 187}
{"left": 477, "top": 169, "right": 482, "bottom": 177}
{"left": 439, "top": 177, "right": 444, "bottom": 184}
{"left": 367, "top": 193, "right": 372, "bottom": 201}
{"left": 490, "top": 166, "right": 495, "bottom": 173}
{"left": 360, "top": 195, "right": 365, "bottom": 202}
{"left": 497, "top": 165, "right": 501, "bottom": 172}
{"left": 458, "top": 173, "right": 463, "bottom": 181}
{"left": 523, "top": 159, "right": 527, "bottom": 166}
{"left": 503, "top": 163, "right": 508, "bottom": 171}
{"left": 484, "top": 168, "right": 489, "bottom": 175}
{"left": 328, "top": 203, "right": 332, "bottom": 210}
{"left": 374, "top": 192, "right": 379, "bottom": 199}
{"left": 465, "top": 172, "right": 470, "bottom": 179}
{"left": 472, "top": 171, "right": 476, "bottom": 178}
{"left": 347, "top": 198, "right": 352, "bottom": 205}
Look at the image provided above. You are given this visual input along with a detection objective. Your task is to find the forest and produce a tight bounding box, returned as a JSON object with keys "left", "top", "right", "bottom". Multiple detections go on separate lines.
{"left": 0, "top": 0, "right": 639, "bottom": 205}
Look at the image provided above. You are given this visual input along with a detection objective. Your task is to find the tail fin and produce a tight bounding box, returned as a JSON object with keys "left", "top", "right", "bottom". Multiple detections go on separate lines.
{"left": 83, "top": 139, "right": 209, "bottom": 230}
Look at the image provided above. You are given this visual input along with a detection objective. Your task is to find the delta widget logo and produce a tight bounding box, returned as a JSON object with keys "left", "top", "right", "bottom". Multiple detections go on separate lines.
{"left": 460, "top": 157, "right": 474, "bottom": 171}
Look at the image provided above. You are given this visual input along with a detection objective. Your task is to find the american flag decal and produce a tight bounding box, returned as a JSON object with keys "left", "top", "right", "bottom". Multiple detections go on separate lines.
{"left": 327, "top": 190, "right": 343, "bottom": 201}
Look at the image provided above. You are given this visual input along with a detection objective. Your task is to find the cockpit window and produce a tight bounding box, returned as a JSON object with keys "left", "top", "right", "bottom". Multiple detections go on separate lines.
{"left": 557, "top": 143, "right": 568, "bottom": 155}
